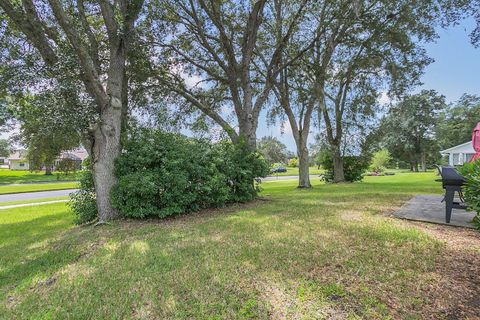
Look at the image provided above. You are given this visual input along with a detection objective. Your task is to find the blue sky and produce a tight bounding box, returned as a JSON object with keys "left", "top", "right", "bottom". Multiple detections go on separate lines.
{"left": 260, "top": 18, "right": 480, "bottom": 152}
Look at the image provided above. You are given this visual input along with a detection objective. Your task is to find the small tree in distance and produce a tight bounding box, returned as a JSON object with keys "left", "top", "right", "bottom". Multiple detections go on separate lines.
{"left": 288, "top": 158, "right": 298, "bottom": 168}
{"left": 257, "top": 136, "right": 289, "bottom": 166}
{"left": 370, "top": 149, "right": 391, "bottom": 173}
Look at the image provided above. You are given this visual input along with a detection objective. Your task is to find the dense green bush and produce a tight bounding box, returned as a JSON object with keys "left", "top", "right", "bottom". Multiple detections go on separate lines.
{"left": 459, "top": 161, "right": 480, "bottom": 230}
{"left": 213, "top": 141, "right": 270, "bottom": 203}
{"left": 69, "top": 159, "right": 97, "bottom": 224}
{"left": 110, "top": 130, "right": 269, "bottom": 219}
{"left": 319, "top": 153, "right": 369, "bottom": 183}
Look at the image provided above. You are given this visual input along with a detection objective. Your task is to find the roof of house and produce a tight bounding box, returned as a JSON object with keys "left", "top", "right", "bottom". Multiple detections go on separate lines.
{"left": 8, "top": 148, "right": 89, "bottom": 161}
{"left": 7, "top": 149, "right": 28, "bottom": 160}
{"left": 59, "top": 148, "right": 88, "bottom": 161}
{"left": 440, "top": 141, "right": 475, "bottom": 154}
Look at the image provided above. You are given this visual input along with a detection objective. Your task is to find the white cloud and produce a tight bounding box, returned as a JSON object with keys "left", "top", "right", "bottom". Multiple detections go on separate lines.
{"left": 377, "top": 92, "right": 391, "bottom": 105}
{"left": 183, "top": 74, "right": 204, "bottom": 89}
{"left": 169, "top": 63, "right": 206, "bottom": 89}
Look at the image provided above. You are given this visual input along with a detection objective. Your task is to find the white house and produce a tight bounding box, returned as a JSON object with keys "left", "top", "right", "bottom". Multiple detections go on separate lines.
{"left": 440, "top": 141, "right": 476, "bottom": 166}
{"left": 7, "top": 147, "right": 88, "bottom": 171}
{"left": 8, "top": 150, "right": 30, "bottom": 170}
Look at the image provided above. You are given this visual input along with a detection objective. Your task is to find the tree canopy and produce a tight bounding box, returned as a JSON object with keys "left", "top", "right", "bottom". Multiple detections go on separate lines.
{"left": 257, "top": 136, "right": 289, "bottom": 165}
{"left": 379, "top": 90, "right": 447, "bottom": 171}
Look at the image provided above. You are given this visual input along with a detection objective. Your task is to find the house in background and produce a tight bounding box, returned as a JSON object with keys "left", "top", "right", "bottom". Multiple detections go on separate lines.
{"left": 7, "top": 147, "right": 88, "bottom": 171}
{"left": 440, "top": 141, "right": 475, "bottom": 166}
{"left": 7, "top": 150, "right": 30, "bottom": 170}
{"left": 55, "top": 148, "right": 89, "bottom": 170}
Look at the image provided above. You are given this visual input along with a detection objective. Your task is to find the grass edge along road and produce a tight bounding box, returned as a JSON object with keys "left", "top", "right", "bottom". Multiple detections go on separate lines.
{"left": 1, "top": 172, "right": 479, "bottom": 319}
{"left": 0, "top": 182, "right": 78, "bottom": 195}
{"left": 0, "top": 196, "right": 69, "bottom": 207}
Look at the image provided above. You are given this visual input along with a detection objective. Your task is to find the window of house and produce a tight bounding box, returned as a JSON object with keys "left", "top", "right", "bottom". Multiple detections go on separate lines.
{"left": 19, "top": 162, "right": 25, "bottom": 167}
{"left": 453, "top": 154, "right": 459, "bottom": 165}
{"left": 466, "top": 153, "right": 476, "bottom": 163}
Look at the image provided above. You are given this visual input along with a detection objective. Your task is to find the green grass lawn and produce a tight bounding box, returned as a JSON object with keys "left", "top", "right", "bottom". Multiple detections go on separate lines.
{"left": 0, "top": 169, "right": 80, "bottom": 184}
{"left": 269, "top": 166, "right": 324, "bottom": 176}
{"left": 0, "top": 182, "right": 78, "bottom": 194}
{"left": 1, "top": 171, "right": 478, "bottom": 319}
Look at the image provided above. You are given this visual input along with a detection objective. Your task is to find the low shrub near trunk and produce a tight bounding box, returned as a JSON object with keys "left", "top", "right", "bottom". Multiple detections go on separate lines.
{"left": 319, "top": 153, "right": 369, "bottom": 183}
{"left": 110, "top": 130, "right": 269, "bottom": 219}
{"left": 69, "top": 160, "right": 97, "bottom": 224}
{"left": 459, "top": 161, "right": 480, "bottom": 230}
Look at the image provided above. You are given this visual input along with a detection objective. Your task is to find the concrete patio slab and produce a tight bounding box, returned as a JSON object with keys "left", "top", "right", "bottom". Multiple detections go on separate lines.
{"left": 393, "top": 195, "right": 476, "bottom": 228}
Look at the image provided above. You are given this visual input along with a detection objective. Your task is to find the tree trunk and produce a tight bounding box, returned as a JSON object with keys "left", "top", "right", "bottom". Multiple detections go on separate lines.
{"left": 238, "top": 117, "right": 257, "bottom": 150}
{"left": 91, "top": 46, "right": 126, "bottom": 222}
{"left": 332, "top": 145, "right": 345, "bottom": 183}
{"left": 45, "top": 165, "right": 52, "bottom": 175}
{"left": 420, "top": 153, "right": 427, "bottom": 172}
{"left": 91, "top": 101, "right": 123, "bottom": 222}
{"left": 413, "top": 159, "right": 419, "bottom": 172}
{"left": 297, "top": 139, "right": 311, "bottom": 188}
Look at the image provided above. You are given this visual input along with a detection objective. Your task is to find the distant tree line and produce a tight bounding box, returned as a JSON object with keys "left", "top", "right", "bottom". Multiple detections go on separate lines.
{"left": 366, "top": 91, "right": 480, "bottom": 172}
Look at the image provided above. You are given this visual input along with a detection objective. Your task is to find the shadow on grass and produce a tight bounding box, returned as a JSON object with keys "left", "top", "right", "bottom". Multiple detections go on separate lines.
{"left": 0, "top": 210, "right": 97, "bottom": 298}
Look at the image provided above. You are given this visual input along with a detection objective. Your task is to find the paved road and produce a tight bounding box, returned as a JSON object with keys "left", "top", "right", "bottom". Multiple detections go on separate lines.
{"left": 0, "top": 189, "right": 78, "bottom": 203}
{"left": 262, "top": 175, "right": 321, "bottom": 182}
{"left": 0, "top": 175, "right": 320, "bottom": 203}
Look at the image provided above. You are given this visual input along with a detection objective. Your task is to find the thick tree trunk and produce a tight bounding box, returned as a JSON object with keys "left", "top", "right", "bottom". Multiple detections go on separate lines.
{"left": 332, "top": 145, "right": 345, "bottom": 183}
{"left": 45, "top": 165, "right": 52, "bottom": 175}
{"left": 91, "top": 101, "right": 123, "bottom": 222}
{"left": 91, "top": 47, "right": 126, "bottom": 222}
{"left": 297, "top": 140, "right": 311, "bottom": 188}
{"left": 238, "top": 117, "right": 257, "bottom": 150}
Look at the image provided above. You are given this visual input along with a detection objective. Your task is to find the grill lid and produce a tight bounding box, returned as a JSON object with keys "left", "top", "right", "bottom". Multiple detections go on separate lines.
{"left": 440, "top": 167, "right": 466, "bottom": 186}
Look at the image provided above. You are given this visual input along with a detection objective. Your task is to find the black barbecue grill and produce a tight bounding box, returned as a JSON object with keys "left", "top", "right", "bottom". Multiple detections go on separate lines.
{"left": 435, "top": 165, "right": 468, "bottom": 223}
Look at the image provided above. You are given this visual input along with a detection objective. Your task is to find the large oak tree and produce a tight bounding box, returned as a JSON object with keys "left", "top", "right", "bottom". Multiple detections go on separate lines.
{"left": 147, "top": 0, "right": 313, "bottom": 149}
{"left": 0, "top": 0, "right": 144, "bottom": 221}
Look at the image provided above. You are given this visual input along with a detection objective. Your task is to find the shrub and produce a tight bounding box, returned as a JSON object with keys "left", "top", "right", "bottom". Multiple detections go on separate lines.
{"left": 56, "top": 158, "right": 78, "bottom": 175}
{"left": 370, "top": 149, "right": 391, "bottom": 173}
{"left": 69, "top": 159, "right": 97, "bottom": 224}
{"left": 459, "top": 161, "right": 480, "bottom": 230}
{"left": 319, "top": 152, "right": 369, "bottom": 183}
{"left": 213, "top": 141, "right": 270, "bottom": 203}
{"left": 110, "top": 130, "right": 269, "bottom": 219}
{"left": 288, "top": 157, "right": 298, "bottom": 167}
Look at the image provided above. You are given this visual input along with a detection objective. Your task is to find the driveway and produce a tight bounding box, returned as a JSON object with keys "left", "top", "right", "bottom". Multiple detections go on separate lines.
{"left": 0, "top": 189, "right": 78, "bottom": 203}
